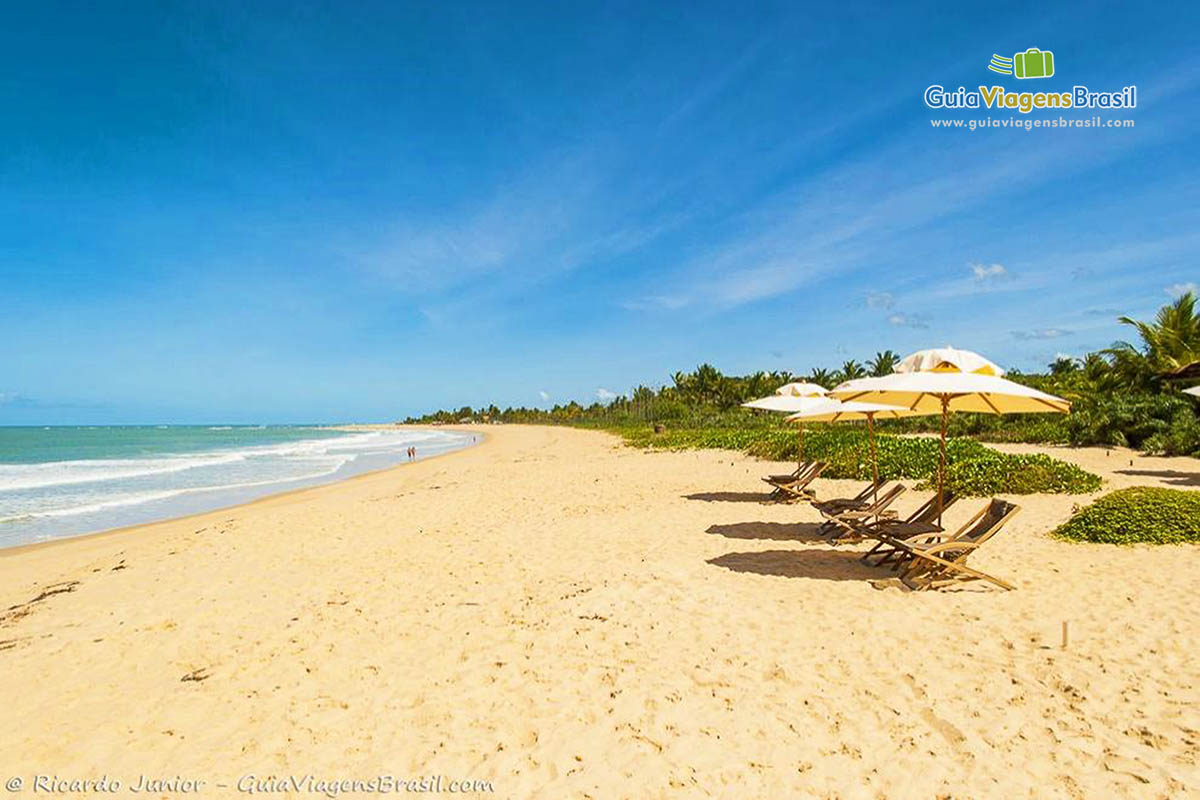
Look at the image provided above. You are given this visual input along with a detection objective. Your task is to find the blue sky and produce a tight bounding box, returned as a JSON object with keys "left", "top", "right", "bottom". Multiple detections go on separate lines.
{"left": 2, "top": 2, "right": 1198, "bottom": 423}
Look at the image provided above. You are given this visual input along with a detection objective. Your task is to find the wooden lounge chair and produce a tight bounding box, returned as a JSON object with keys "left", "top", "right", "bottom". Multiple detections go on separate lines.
{"left": 858, "top": 491, "right": 959, "bottom": 566}
{"left": 812, "top": 482, "right": 887, "bottom": 515}
{"left": 761, "top": 460, "right": 815, "bottom": 486}
{"left": 884, "top": 499, "right": 1021, "bottom": 591}
{"left": 762, "top": 461, "right": 827, "bottom": 503}
{"left": 816, "top": 483, "right": 907, "bottom": 541}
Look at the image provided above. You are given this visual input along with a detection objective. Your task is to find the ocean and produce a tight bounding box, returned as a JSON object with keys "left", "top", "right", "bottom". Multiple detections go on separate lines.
{"left": 0, "top": 425, "right": 475, "bottom": 549}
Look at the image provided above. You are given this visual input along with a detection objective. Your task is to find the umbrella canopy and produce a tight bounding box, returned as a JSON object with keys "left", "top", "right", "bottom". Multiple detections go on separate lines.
{"left": 831, "top": 349, "right": 1070, "bottom": 522}
{"left": 830, "top": 370, "right": 1070, "bottom": 414}
{"left": 741, "top": 382, "right": 829, "bottom": 473}
{"left": 1184, "top": 386, "right": 1200, "bottom": 398}
{"left": 742, "top": 381, "right": 828, "bottom": 412}
{"left": 786, "top": 400, "right": 930, "bottom": 500}
{"left": 895, "top": 346, "right": 1004, "bottom": 376}
{"left": 773, "top": 382, "right": 830, "bottom": 397}
{"left": 742, "top": 394, "right": 831, "bottom": 412}
{"left": 785, "top": 399, "right": 926, "bottom": 423}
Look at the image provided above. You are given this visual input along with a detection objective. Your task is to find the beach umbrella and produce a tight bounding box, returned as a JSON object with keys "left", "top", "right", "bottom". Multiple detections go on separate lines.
{"left": 742, "top": 382, "right": 829, "bottom": 471}
{"left": 895, "top": 346, "right": 1003, "bottom": 376}
{"left": 1184, "top": 386, "right": 1200, "bottom": 398}
{"left": 831, "top": 348, "right": 1070, "bottom": 521}
{"left": 786, "top": 399, "right": 928, "bottom": 501}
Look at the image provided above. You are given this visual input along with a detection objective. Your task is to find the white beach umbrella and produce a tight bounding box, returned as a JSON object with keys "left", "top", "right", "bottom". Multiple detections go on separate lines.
{"left": 786, "top": 399, "right": 929, "bottom": 499}
{"left": 774, "top": 381, "right": 831, "bottom": 397}
{"left": 831, "top": 348, "right": 1070, "bottom": 520}
{"left": 895, "top": 346, "right": 1004, "bottom": 376}
{"left": 742, "top": 382, "right": 829, "bottom": 470}
{"left": 1184, "top": 386, "right": 1200, "bottom": 398}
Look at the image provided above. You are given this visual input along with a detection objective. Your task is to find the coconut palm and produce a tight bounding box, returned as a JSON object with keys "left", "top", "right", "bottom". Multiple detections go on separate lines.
{"left": 838, "top": 360, "right": 867, "bottom": 383}
{"left": 869, "top": 350, "right": 900, "bottom": 377}
{"left": 807, "top": 367, "right": 835, "bottom": 388}
{"left": 1048, "top": 356, "right": 1079, "bottom": 376}
{"left": 1106, "top": 292, "right": 1200, "bottom": 388}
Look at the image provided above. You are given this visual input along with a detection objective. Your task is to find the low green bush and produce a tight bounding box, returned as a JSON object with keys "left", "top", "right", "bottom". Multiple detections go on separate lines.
{"left": 619, "top": 425, "right": 1101, "bottom": 495}
{"left": 1053, "top": 487, "right": 1200, "bottom": 544}
{"left": 930, "top": 451, "right": 1102, "bottom": 496}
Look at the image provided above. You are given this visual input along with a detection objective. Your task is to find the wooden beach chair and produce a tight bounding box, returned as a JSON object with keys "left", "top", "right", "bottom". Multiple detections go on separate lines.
{"left": 761, "top": 460, "right": 815, "bottom": 486}
{"left": 886, "top": 499, "right": 1021, "bottom": 591}
{"left": 811, "top": 482, "right": 887, "bottom": 515}
{"left": 816, "top": 483, "right": 907, "bottom": 541}
{"left": 858, "top": 491, "right": 959, "bottom": 566}
{"left": 762, "top": 461, "right": 826, "bottom": 503}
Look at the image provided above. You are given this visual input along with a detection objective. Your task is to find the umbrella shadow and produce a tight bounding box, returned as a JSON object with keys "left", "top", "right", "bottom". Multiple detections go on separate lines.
{"left": 683, "top": 491, "right": 769, "bottom": 503}
{"left": 1114, "top": 469, "right": 1200, "bottom": 487}
{"left": 708, "top": 549, "right": 878, "bottom": 582}
{"left": 706, "top": 521, "right": 826, "bottom": 543}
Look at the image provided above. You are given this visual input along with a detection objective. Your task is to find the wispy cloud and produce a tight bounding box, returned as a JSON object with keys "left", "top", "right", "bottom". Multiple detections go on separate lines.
{"left": 538, "top": 390, "right": 550, "bottom": 402}
{"left": 969, "top": 262, "right": 1009, "bottom": 282}
{"left": 596, "top": 388, "right": 618, "bottom": 401}
{"left": 866, "top": 291, "right": 895, "bottom": 310}
{"left": 888, "top": 312, "right": 929, "bottom": 329}
{"left": 1012, "top": 328, "right": 1071, "bottom": 340}
{"left": 1166, "top": 282, "right": 1199, "bottom": 298}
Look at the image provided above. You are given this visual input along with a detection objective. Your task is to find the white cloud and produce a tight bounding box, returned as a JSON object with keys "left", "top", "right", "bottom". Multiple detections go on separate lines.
{"left": 969, "top": 262, "right": 1009, "bottom": 282}
{"left": 538, "top": 390, "right": 550, "bottom": 402}
{"left": 1013, "top": 328, "right": 1071, "bottom": 340}
{"left": 596, "top": 388, "right": 618, "bottom": 401}
{"left": 888, "top": 312, "right": 929, "bottom": 329}
{"left": 1166, "top": 282, "right": 1199, "bottom": 299}
{"left": 866, "top": 291, "right": 895, "bottom": 310}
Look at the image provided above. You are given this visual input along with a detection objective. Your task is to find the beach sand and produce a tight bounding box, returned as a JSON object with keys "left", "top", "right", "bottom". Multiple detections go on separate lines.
{"left": 1, "top": 425, "right": 1197, "bottom": 798}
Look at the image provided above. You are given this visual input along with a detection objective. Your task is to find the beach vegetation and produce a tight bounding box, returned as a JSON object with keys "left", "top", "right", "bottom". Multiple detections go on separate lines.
{"left": 1053, "top": 487, "right": 1200, "bottom": 544}
{"left": 407, "top": 294, "right": 1200, "bottom": 459}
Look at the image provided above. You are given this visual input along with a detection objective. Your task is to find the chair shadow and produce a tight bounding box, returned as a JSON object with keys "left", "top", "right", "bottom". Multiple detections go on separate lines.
{"left": 1115, "top": 469, "right": 1200, "bottom": 487}
{"left": 708, "top": 548, "right": 878, "bottom": 582}
{"left": 683, "top": 491, "right": 769, "bottom": 503}
{"left": 706, "top": 521, "right": 826, "bottom": 543}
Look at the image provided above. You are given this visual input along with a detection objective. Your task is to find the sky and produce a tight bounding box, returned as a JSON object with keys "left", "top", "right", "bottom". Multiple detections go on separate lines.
{"left": 2, "top": 1, "right": 1198, "bottom": 424}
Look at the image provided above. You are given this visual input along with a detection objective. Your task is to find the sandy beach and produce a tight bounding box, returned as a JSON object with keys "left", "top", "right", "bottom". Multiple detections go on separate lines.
{"left": 1, "top": 424, "right": 1197, "bottom": 798}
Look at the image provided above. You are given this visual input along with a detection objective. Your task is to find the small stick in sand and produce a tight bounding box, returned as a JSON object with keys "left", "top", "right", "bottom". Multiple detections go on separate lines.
{"left": 1062, "top": 621, "right": 1069, "bottom": 649}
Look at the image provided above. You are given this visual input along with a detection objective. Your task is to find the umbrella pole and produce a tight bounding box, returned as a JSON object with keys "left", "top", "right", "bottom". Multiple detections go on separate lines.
{"left": 938, "top": 396, "right": 948, "bottom": 525}
{"left": 798, "top": 425, "right": 804, "bottom": 475}
{"left": 868, "top": 414, "right": 879, "bottom": 506}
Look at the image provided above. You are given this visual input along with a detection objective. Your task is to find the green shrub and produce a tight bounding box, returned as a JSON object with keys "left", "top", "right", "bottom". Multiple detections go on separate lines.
{"left": 1053, "top": 487, "right": 1200, "bottom": 544}
{"left": 619, "top": 425, "right": 1101, "bottom": 495}
{"left": 930, "top": 451, "right": 1102, "bottom": 496}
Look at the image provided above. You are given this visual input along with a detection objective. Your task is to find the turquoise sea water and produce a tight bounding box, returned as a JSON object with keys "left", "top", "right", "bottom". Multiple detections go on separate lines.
{"left": 0, "top": 425, "right": 474, "bottom": 548}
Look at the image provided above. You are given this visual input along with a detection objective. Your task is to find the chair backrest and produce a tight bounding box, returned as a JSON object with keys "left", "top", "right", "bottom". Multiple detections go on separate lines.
{"left": 908, "top": 490, "right": 957, "bottom": 525}
{"left": 798, "top": 461, "right": 827, "bottom": 486}
{"left": 952, "top": 499, "right": 1020, "bottom": 546}
{"left": 854, "top": 482, "right": 881, "bottom": 503}
{"left": 867, "top": 482, "right": 906, "bottom": 513}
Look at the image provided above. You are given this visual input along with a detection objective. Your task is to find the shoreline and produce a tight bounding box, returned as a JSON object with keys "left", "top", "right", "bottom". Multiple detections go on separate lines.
{"left": 0, "top": 425, "right": 487, "bottom": 559}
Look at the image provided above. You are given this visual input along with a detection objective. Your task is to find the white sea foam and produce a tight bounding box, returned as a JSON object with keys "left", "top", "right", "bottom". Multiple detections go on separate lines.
{"left": 0, "top": 428, "right": 472, "bottom": 541}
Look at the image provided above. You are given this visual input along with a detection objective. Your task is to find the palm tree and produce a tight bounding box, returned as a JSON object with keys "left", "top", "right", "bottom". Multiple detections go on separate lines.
{"left": 1048, "top": 356, "right": 1079, "bottom": 376}
{"left": 1106, "top": 292, "right": 1200, "bottom": 388}
{"left": 807, "top": 367, "right": 835, "bottom": 388}
{"left": 838, "top": 360, "right": 867, "bottom": 383}
{"left": 868, "top": 350, "right": 900, "bottom": 377}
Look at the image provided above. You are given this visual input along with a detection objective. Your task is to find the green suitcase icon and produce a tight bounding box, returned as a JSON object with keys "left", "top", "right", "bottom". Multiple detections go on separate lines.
{"left": 1014, "top": 48, "right": 1054, "bottom": 79}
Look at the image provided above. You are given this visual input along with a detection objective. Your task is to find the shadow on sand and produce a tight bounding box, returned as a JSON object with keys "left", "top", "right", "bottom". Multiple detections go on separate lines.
{"left": 1115, "top": 469, "right": 1200, "bottom": 487}
{"left": 708, "top": 549, "right": 877, "bottom": 582}
{"left": 705, "top": 521, "right": 826, "bottom": 543}
{"left": 683, "top": 491, "right": 769, "bottom": 503}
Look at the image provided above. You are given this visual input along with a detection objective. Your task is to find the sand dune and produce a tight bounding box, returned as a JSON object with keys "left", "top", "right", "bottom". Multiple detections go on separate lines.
{"left": 1, "top": 425, "right": 1197, "bottom": 798}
